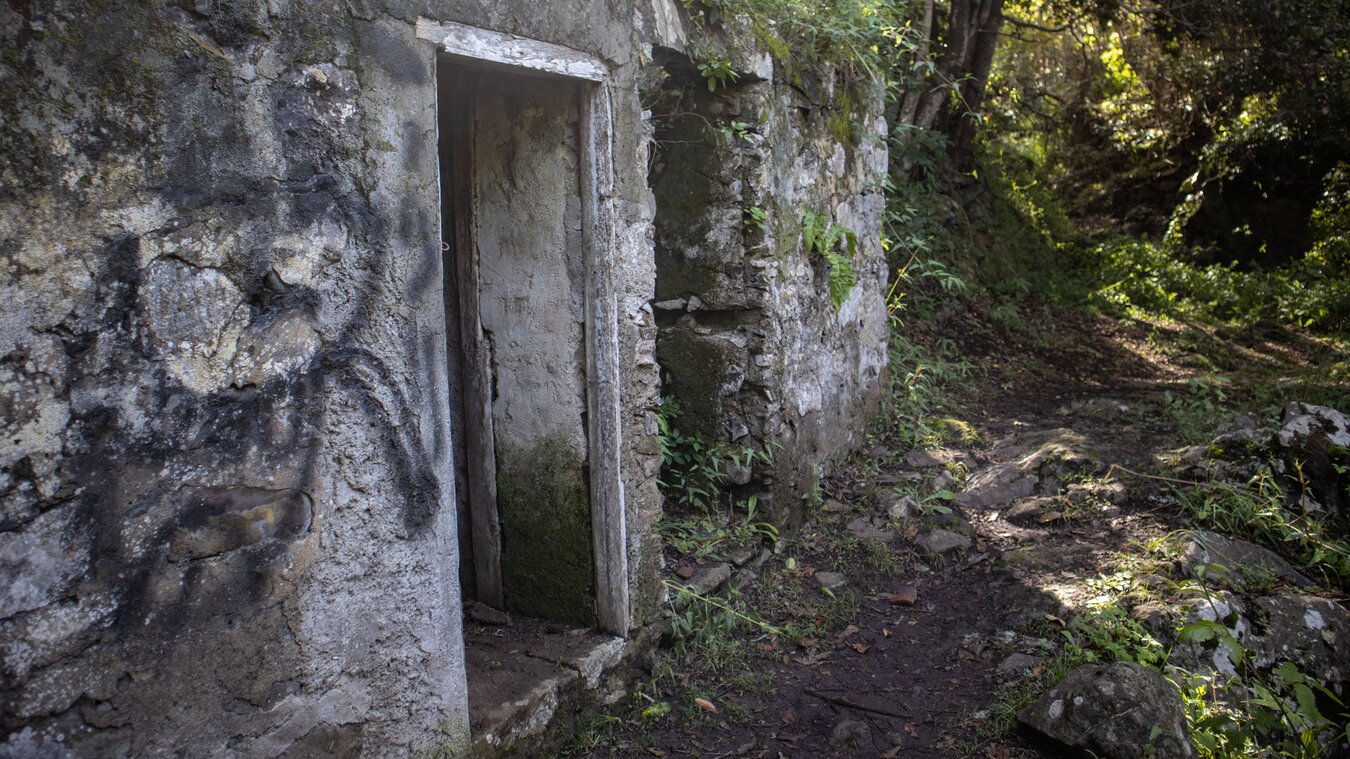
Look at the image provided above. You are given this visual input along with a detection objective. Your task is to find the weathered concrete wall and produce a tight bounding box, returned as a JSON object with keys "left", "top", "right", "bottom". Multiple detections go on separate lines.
{"left": 0, "top": 0, "right": 885, "bottom": 754}
{"left": 0, "top": 1, "right": 665, "bottom": 756}
{"left": 646, "top": 14, "right": 890, "bottom": 522}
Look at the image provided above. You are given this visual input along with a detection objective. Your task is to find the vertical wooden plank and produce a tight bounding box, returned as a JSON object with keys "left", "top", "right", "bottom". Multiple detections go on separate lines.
{"left": 582, "top": 82, "right": 630, "bottom": 636}
{"left": 438, "top": 60, "right": 475, "bottom": 600}
{"left": 451, "top": 71, "right": 505, "bottom": 610}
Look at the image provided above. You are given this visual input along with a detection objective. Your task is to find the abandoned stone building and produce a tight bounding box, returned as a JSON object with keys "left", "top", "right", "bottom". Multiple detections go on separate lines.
{"left": 0, "top": 1, "right": 887, "bottom": 756}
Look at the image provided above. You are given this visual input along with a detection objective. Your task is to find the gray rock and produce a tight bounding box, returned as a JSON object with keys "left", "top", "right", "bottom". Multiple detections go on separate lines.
{"left": 989, "top": 428, "right": 1088, "bottom": 464}
{"left": 466, "top": 603, "right": 513, "bottom": 627}
{"left": 685, "top": 563, "right": 732, "bottom": 596}
{"left": 1277, "top": 403, "right": 1350, "bottom": 450}
{"left": 847, "top": 517, "right": 892, "bottom": 541}
{"left": 1065, "top": 481, "right": 1127, "bottom": 506}
{"left": 931, "top": 469, "right": 956, "bottom": 492}
{"left": 915, "top": 528, "right": 971, "bottom": 557}
{"left": 1018, "top": 662, "right": 1197, "bottom": 759}
{"left": 955, "top": 462, "right": 1039, "bottom": 509}
{"left": 905, "top": 448, "right": 960, "bottom": 468}
{"left": 1004, "top": 498, "right": 1052, "bottom": 525}
{"left": 828, "top": 718, "right": 870, "bottom": 747}
{"left": 996, "top": 652, "right": 1043, "bottom": 676}
{"left": 1132, "top": 592, "right": 1247, "bottom": 678}
{"left": 877, "top": 471, "right": 923, "bottom": 485}
{"left": 814, "top": 571, "right": 847, "bottom": 590}
{"left": 1245, "top": 595, "right": 1350, "bottom": 692}
{"left": 1180, "top": 530, "right": 1314, "bottom": 589}
{"left": 0, "top": 505, "right": 89, "bottom": 619}
{"left": 1274, "top": 403, "right": 1350, "bottom": 516}
{"left": 881, "top": 492, "right": 918, "bottom": 520}
{"left": 1063, "top": 398, "right": 1131, "bottom": 418}
{"left": 725, "top": 544, "right": 758, "bottom": 567}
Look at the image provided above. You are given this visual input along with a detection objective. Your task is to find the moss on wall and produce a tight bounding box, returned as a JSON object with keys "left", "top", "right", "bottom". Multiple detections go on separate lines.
{"left": 656, "top": 323, "right": 745, "bottom": 443}
{"left": 495, "top": 436, "right": 597, "bottom": 626}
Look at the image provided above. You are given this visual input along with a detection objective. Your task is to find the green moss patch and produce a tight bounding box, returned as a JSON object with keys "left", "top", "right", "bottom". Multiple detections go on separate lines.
{"left": 495, "top": 435, "right": 597, "bottom": 626}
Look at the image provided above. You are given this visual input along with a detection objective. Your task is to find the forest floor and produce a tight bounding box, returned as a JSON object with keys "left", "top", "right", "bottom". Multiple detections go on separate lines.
{"left": 567, "top": 302, "right": 1350, "bottom": 759}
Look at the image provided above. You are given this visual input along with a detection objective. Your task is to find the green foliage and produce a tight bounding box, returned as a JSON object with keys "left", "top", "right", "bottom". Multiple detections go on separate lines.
{"left": 656, "top": 399, "right": 779, "bottom": 561}
{"left": 1064, "top": 592, "right": 1167, "bottom": 668}
{"left": 984, "top": 0, "right": 1350, "bottom": 327}
{"left": 1057, "top": 565, "right": 1350, "bottom": 757}
{"left": 658, "top": 398, "right": 774, "bottom": 517}
{"left": 1169, "top": 469, "right": 1350, "bottom": 588}
{"left": 744, "top": 204, "right": 769, "bottom": 230}
{"left": 802, "top": 210, "right": 859, "bottom": 309}
{"left": 695, "top": 50, "right": 739, "bottom": 91}
{"left": 1171, "top": 631, "right": 1350, "bottom": 757}
{"left": 664, "top": 581, "right": 781, "bottom": 663}
{"left": 1163, "top": 376, "right": 1232, "bottom": 446}
{"left": 656, "top": 502, "right": 779, "bottom": 561}
{"left": 879, "top": 329, "right": 972, "bottom": 450}
{"left": 1085, "top": 235, "right": 1350, "bottom": 334}
{"left": 681, "top": 0, "right": 925, "bottom": 80}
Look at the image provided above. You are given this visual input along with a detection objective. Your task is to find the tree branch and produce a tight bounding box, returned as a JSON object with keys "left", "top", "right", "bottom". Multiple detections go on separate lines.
{"left": 1003, "top": 14, "right": 1071, "bottom": 34}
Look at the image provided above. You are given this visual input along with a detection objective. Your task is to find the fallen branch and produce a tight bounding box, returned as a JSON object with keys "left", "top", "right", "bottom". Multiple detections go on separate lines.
{"left": 803, "top": 688, "right": 911, "bottom": 720}
{"left": 1105, "top": 463, "right": 1209, "bottom": 489}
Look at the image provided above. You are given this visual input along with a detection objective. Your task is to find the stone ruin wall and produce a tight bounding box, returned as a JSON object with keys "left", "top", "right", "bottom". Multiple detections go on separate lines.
{"left": 647, "top": 16, "right": 890, "bottom": 522}
{"left": 0, "top": 1, "right": 885, "bottom": 756}
{"left": 0, "top": 2, "right": 668, "bottom": 756}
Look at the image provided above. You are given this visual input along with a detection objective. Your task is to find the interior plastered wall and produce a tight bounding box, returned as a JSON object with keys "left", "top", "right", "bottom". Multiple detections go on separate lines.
{"left": 0, "top": 2, "right": 667, "bottom": 756}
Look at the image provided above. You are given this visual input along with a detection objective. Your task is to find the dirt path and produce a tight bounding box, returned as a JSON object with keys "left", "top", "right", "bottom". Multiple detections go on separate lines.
{"left": 572, "top": 307, "right": 1348, "bottom": 759}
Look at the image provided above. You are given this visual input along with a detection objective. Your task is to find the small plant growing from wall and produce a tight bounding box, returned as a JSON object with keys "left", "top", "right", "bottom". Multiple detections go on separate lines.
{"left": 655, "top": 399, "right": 778, "bottom": 557}
{"left": 802, "top": 209, "right": 859, "bottom": 310}
{"left": 693, "top": 49, "right": 739, "bottom": 91}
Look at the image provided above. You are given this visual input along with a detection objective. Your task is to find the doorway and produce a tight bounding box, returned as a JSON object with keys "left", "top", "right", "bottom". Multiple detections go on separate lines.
{"left": 438, "top": 61, "right": 601, "bottom": 625}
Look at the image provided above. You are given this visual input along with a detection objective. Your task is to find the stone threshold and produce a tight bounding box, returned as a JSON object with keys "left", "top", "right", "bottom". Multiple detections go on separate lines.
{"left": 463, "top": 609, "right": 632, "bottom": 755}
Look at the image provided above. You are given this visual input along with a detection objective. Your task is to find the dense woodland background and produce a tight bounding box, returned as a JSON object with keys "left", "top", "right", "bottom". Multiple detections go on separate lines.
{"left": 688, "top": 0, "right": 1349, "bottom": 335}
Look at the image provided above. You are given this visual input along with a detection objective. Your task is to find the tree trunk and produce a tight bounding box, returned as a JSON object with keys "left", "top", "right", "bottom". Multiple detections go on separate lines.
{"left": 894, "top": 0, "right": 1006, "bottom": 171}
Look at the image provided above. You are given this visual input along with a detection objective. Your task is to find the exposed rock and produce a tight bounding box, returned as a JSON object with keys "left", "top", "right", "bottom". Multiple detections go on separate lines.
{"left": 997, "top": 653, "right": 1044, "bottom": 676}
{"left": 467, "top": 603, "right": 513, "bottom": 627}
{"left": 828, "top": 718, "right": 870, "bottom": 747}
{"left": 1180, "top": 530, "right": 1314, "bottom": 589}
{"left": 1061, "top": 398, "right": 1132, "bottom": 418}
{"left": 1004, "top": 498, "right": 1054, "bottom": 525}
{"left": 932, "top": 470, "right": 957, "bottom": 492}
{"left": 724, "top": 545, "right": 758, "bottom": 567}
{"left": 955, "top": 462, "right": 1039, "bottom": 509}
{"left": 889, "top": 586, "right": 918, "bottom": 605}
{"left": 684, "top": 563, "right": 733, "bottom": 596}
{"left": 1065, "top": 481, "right": 1128, "bottom": 506}
{"left": 881, "top": 492, "right": 917, "bottom": 520}
{"left": 915, "top": 529, "right": 971, "bottom": 557}
{"left": 989, "top": 428, "right": 1093, "bottom": 467}
{"left": 814, "top": 571, "right": 848, "bottom": 590}
{"left": 1274, "top": 403, "right": 1350, "bottom": 518}
{"left": 905, "top": 448, "right": 961, "bottom": 468}
{"left": 847, "top": 517, "right": 892, "bottom": 541}
{"left": 1018, "top": 662, "right": 1197, "bottom": 759}
{"left": 0, "top": 505, "right": 90, "bottom": 619}
{"left": 1245, "top": 595, "right": 1350, "bottom": 692}
{"left": 1133, "top": 592, "right": 1247, "bottom": 678}
{"left": 1135, "top": 592, "right": 1350, "bottom": 694}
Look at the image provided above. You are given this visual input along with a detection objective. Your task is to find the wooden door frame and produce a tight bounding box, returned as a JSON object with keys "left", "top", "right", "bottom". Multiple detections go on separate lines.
{"left": 420, "top": 18, "right": 629, "bottom": 636}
